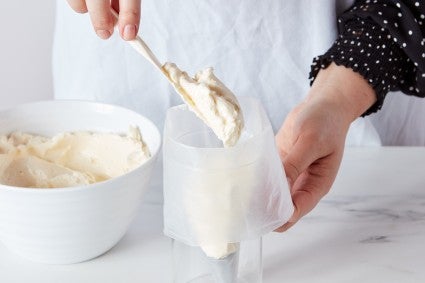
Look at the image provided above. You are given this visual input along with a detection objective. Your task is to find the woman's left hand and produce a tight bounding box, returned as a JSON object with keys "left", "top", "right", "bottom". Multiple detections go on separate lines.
{"left": 275, "top": 63, "right": 376, "bottom": 232}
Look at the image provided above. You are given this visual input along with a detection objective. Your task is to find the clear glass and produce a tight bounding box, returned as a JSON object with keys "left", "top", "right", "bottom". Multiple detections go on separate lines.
{"left": 163, "top": 97, "right": 293, "bottom": 283}
{"left": 172, "top": 238, "right": 262, "bottom": 283}
{"left": 163, "top": 97, "right": 293, "bottom": 245}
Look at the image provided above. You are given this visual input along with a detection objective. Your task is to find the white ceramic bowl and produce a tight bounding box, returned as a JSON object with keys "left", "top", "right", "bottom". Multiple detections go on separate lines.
{"left": 0, "top": 100, "right": 161, "bottom": 264}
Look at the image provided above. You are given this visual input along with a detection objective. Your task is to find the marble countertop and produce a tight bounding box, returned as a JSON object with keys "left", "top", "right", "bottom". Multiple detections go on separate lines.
{"left": 0, "top": 147, "right": 424, "bottom": 283}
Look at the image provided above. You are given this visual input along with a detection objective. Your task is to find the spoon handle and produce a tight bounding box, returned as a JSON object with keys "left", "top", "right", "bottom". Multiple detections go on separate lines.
{"left": 110, "top": 8, "right": 163, "bottom": 71}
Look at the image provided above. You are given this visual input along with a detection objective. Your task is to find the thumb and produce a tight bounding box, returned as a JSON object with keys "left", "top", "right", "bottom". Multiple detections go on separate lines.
{"left": 276, "top": 138, "right": 322, "bottom": 233}
{"left": 282, "top": 136, "right": 321, "bottom": 189}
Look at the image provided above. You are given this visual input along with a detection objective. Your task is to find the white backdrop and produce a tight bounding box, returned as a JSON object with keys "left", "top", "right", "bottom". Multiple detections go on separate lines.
{"left": 0, "top": 1, "right": 55, "bottom": 110}
{"left": 1, "top": 1, "right": 424, "bottom": 145}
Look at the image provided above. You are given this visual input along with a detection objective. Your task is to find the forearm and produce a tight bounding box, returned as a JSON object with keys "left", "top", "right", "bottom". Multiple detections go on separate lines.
{"left": 307, "top": 63, "right": 376, "bottom": 124}
{"left": 310, "top": 0, "right": 425, "bottom": 116}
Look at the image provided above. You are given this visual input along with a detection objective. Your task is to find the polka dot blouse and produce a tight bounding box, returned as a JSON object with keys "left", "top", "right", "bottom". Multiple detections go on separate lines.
{"left": 310, "top": 0, "right": 425, "bottom": 116}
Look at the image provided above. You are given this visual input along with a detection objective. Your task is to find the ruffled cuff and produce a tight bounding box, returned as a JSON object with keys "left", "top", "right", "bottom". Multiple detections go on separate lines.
{"left": 309, "top": 17, "right": 410, "bottom": 116}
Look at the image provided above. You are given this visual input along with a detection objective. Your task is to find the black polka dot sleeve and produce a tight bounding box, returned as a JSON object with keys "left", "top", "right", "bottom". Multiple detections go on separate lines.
{"left": 309, "top": 0, "right": 425, "bottom": 116}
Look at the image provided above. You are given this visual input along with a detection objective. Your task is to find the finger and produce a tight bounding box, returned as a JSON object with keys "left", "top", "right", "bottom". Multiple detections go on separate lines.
{"left": 86, "top": 0, "right": 114, "bottom": 39}
{"left": 274, "top": 180, "right": 324, "bottom": 233}
{"left": 67, "top": 0, "right": 88, "bottom": 13}
{"left": 118, "top": 0, "right": 141, "bottom": 40}
{"left": 275, "top": 202, "right": 299, "bottom": 232}
{"left": 111, "top": 0, "right": 119, "bottom": 13}
{"left": 282, "top": 136, "right": 322, "bottom": 188}
{"left": 276, "top": 151, "right": 341, "bottom": 233}
{"left": 275, "top": 220, "right": 295, "bottom": 232}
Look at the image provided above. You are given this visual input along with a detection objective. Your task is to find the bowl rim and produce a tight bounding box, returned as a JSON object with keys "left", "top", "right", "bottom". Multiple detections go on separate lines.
{"left": 0, "top": 99, "right": 162, "bottom": 193}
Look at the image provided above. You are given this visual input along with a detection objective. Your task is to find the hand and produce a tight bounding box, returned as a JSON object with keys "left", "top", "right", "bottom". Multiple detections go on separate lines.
{"left": 275, "top": 63, "right": 376, "bottom": 232}
{"left": 66, "top": 0, "right": 141, "bottom": 40}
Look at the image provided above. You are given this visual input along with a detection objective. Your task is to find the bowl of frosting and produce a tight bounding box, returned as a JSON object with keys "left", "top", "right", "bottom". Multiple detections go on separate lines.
{"left": 0, "top": 100, "right": 161, "bottom": 264}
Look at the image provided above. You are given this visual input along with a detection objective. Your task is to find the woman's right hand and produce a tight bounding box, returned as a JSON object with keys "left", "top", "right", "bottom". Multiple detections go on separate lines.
{"left": 66, "top": 0, "right": 141, "bottom": 40}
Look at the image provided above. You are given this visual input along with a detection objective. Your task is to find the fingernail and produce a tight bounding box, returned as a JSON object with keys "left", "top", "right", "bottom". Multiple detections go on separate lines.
{"left": 96, "top": 29, "right": 111, "bottom": 39}
{"left": 123, "top": 24, "right": 136, "bottom": 40}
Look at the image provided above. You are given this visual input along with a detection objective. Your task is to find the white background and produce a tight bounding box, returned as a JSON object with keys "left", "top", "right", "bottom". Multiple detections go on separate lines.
{"left": 1, "top": 1, "right": 424, "bottom": 146}
{"left": 0, "top": 1, "right": 55, "bottom": 110}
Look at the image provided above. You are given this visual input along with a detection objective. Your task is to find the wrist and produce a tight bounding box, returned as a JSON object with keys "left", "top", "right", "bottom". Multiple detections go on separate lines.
{"left": 308, "top": 63, "right": 377, "bottom": 123}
